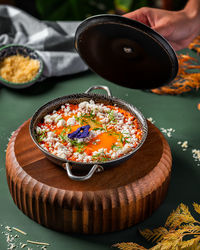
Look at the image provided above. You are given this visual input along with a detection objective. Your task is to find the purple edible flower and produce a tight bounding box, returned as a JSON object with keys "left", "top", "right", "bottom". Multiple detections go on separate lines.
{"left": 68, "top": 125, "right": 90, "bottom": 139}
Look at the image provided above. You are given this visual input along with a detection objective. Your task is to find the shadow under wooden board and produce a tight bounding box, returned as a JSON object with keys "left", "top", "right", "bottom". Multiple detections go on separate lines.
{"left": 6, "top": 119, "right": 172, "bottom": 234}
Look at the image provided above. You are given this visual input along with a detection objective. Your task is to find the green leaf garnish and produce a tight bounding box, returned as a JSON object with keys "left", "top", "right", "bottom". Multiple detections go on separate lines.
{"left": 111, "top": 144, "right": 122, "bottom": 150}
{"left": 93, "top": 127, "right": 104, "bottom": 131}
{"left": 92, "top": 152, "right": 111, "bottom": 162}
{"left": 37, "top": 131, "right": 46, "bottom": 142}
{"left": 68, "top": 138, "right": 86, "bottom": 153}
{"left": 58, "top": 128, "right": 68, "bottom": 142}
{"left": 108, "top": 110, "right": 117, "bottom": 123}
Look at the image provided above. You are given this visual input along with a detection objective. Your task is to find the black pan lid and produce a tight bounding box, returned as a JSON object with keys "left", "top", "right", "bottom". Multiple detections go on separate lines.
{"left": 75, "top": 14, "right": 178, "bottom": 89}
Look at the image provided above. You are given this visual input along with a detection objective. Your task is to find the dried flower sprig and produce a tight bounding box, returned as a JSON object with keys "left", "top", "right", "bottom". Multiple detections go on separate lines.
{"left": 151, "top": 35, "right": 200, "bottom": 95}
{"left": 151, "top": 54, "right": 200, "bottom": 95}
{"left": 189, "top": 35, "right": 200, "bottom": 54}
{"left": 113, "top": 203, "right": 200, "bottom": 250}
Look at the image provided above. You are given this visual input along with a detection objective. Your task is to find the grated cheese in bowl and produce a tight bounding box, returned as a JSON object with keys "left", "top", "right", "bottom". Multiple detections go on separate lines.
{"left": 0, "top": 54, "right": 40, "bottom": 83}
{"left": 0, "top": 44, "right": 43, "bottom": 89}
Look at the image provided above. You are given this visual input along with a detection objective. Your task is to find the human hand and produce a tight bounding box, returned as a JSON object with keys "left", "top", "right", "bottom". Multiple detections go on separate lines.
{"left": 123, "top": 7, "right": 200, "bottom": 51}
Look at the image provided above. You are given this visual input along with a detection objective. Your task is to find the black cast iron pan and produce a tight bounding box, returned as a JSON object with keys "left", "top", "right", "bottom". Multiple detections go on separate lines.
{"left": 30, "top": 86, "right": 148, "bottom": 181}
{"left": 75, "top": 14, "right": 178, "bottom": 89}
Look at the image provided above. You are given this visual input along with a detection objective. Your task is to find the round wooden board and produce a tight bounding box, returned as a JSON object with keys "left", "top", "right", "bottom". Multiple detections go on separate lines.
{"left": 6, "top": 119, "right": 172, "bottom": 234}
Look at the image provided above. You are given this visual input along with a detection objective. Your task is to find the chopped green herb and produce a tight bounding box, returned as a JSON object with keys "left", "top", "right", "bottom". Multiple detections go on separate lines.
{"left": 37, "top": 131, "right": 46, "bottom": 142}
{"left": 77, "top": 148, "right": 84, "bottom": 153}
{"left": 103, "top": 125, "right": 108, "bottom": 132}
{"left": 89, "top": 112, "right": 95, "bottom": 119}
{"left": 67, "top": 125, "right": 72, "bottom": 132}
{"left": 75, "top": 115, "right": 88, "bottom": 125}
{"left": 75, "top": 116, "right": 80, "bottom": 121}
{"left": 108, "top": 130, "right": 119, "bottom": 137}
{"left": 92, "top": 152, "right": 111, "bottom": 162}
{"left": 120, "top": 135, "right": 124, "bottom": 144}
{"left": 101, "top": 157, "right": 110, "bottom": 162}
{"left": 68, "top": 138, "right": 86, "bottom": 153}
{"left": 58, "top": 128, "right": 68, "bottom": 142}
{"left": 92, "top": 153, "right": 100, "bottom": 159}
{"left": 119, "top": 135, "right": 130, "bottom": 144}
{"left": 111, "top": 144, "right": 122, "bottom": 150}
{"left": 93, "top": 127, "right": 104, "bottom": 131}
{"left": 108, "top": 110, "right": 116, "bottom": 123}
{"left": 75, "top": 112, "right": 100, "bottom": 125}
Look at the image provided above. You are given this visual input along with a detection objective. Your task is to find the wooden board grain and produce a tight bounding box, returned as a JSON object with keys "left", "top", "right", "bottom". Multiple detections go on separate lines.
{"left": 6, "top": 119, "right": 172, "bottom": 234}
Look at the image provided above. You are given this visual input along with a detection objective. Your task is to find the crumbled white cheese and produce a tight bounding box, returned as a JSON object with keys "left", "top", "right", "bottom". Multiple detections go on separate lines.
{"left": 160, "top": 128, "right": 175, "bottom": 138}
{"left": 36, "top": 126, "right": 42, "bottom": 134}
{"left": 47, "top": 132, "right": 55, "bottom": 139}
{"left": 67, "top": 117, "right": 76, "bottom": 126}
{"left": 64, "top": 105, "right": 71, "bottom": 114}
{"left": 52, "top": 114, "right": 62, "bottom": 123}
{"left": 8, "top": 243, "right": 16, "bottom": 249}
{"left": 54, "top": 142, "right": 72, "bottom": 159}
{"left": 178, "top": 141, "right": 188, "bottom": 151}
{"left": 57, "top": 119, "right": 66, "bottom": 128}
{"left": 5, "top": 226, "right": 12, "bottom": 232}
{"left": 147, "top": 117, "right": 155, "bottom": 124}
{"left": 78, "top": 101, "right": 89, "bottom": 110}
{"left": 44, "top": 115, "right": 53, "bottom": 124}
{"left": 192, "top": 149, "right": 200, "bottom": 166}
{"left": 100, "top": 117, "right": 109, "bottom": 123}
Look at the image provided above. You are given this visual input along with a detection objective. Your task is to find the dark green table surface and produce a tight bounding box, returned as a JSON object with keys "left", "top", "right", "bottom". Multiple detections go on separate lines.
{"left": 0, "top": 49, "right": 200, "bottom": 250}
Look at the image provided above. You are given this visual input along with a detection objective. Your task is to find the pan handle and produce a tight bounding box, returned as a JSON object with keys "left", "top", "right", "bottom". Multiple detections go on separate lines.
{"left": 85, "top": 85, "right": 112, "bottom": 97}
{"left": 64, "top": 163, "right": 104, "bottom": 181}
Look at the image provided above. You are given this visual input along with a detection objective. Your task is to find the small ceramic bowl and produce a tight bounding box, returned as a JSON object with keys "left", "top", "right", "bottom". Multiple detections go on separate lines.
{"left": 0, "top": 44, "right": 43, "bottom": 89}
